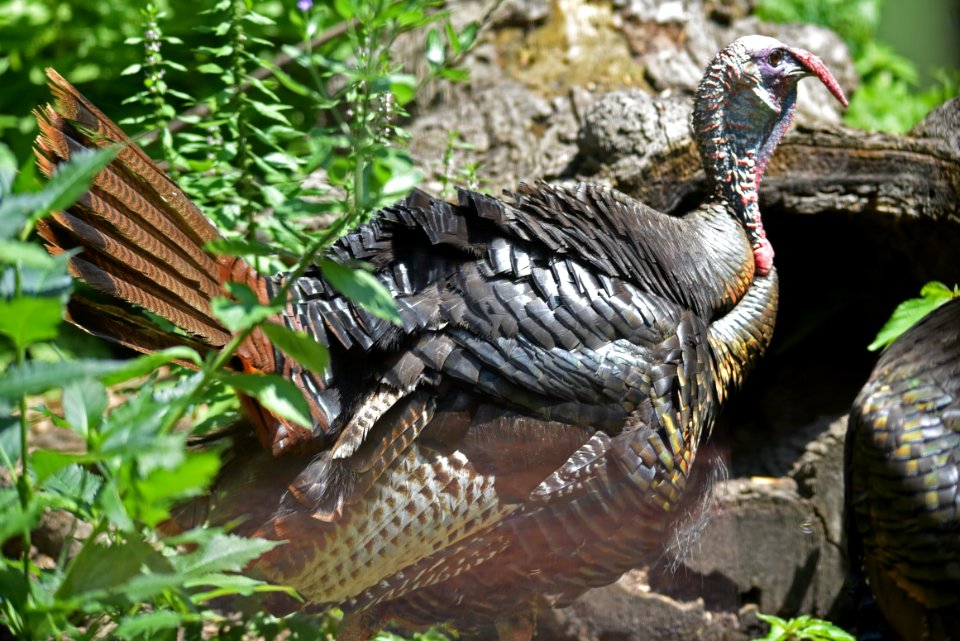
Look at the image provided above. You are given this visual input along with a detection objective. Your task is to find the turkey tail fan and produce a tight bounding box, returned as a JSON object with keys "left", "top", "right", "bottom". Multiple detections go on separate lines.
{"left": 33, "top": 69, "right": 332, "bottom": 455}
{"left": 34, "top": 68, "right": 240, "bottom": 351}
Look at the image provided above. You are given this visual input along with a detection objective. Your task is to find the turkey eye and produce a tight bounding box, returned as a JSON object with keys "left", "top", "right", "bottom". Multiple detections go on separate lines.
{"left": 768, "top": 50, "right": 784, "bottom": 66}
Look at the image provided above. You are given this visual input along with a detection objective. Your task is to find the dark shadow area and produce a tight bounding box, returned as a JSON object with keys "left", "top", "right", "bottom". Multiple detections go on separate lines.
{"left": 714, "top": 206, "right": 960, "bottom": 478}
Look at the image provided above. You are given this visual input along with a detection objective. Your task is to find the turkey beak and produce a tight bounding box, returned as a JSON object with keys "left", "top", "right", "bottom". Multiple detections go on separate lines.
{"left": 788, "top": 47, "right": 849, "bottom": 107}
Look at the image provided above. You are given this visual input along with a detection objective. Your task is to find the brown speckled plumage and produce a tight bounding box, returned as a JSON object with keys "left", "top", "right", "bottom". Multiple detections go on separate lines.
{"left": 34, "top": 35, "right": 846, "bottom": 639}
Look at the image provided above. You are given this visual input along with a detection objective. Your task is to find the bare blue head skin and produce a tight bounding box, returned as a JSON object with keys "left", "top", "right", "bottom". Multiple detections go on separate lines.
{"left": 692, "top": 35, "right": 848, "bottom": 276}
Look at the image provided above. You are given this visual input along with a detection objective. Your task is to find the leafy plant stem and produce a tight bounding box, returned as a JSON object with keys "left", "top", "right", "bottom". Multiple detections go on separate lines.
{"left": 12, "top": 258, "right": 35, "bottom": 599}
{"left": 228, "top": 0, "right": 257, "bottom": 240}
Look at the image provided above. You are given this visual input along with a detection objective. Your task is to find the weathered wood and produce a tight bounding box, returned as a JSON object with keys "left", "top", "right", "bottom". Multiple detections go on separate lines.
{"left": 578, "top": 100, "right": 960, "bottom": 227}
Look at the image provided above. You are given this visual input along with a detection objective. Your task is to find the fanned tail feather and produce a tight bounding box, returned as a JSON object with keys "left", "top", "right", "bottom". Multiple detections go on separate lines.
{"left": 34, "top": 69, "right": 327, "bottom": 453}
{"left": 34, "top": 69, "right": 235, "bottom": 349}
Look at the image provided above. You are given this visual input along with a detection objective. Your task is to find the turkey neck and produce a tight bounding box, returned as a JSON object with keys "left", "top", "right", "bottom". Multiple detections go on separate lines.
{"left": 692, "top": 47, "right": 799, "bottom": 275}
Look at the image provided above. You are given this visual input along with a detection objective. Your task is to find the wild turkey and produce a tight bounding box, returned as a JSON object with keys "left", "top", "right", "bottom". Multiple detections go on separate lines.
{"left": 34, "top": 36, "right": 847, "bottom": 638}
{"left": 845, "top": 297, "right": 960, "bottom": 641}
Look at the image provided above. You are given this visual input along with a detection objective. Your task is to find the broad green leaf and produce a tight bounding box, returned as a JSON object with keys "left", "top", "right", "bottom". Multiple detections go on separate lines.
{"left": 332, "top": 0, "right": 354, "bottom": 19}
{"left": 0, "top": 562, "right": 29, "bottom": 613}
{"left": 868, "top": 281, "right": 958, "bottom": 351}
{"left": 0, "top": 295, "right": 62, "bottom": 348}
{"left": 135, "top": 451, "right": 220, "bottom": 527}
{"left": 115, "top": 611, "right": 193, "bottom": 640}
{"left": 185, "top": 572, "right": 299, "bottom": 602}
{"left": 0, "top": 261, "right": 72, "bottom": 299}
{"left": 62, "top": 378, "right": 108, "bottom": 439}
{"left": 262, "top": 150, "right": 300, "bottom": 171}
{"left": 97, "top": 381, "right": 168, "bottom": 454}
{"left": 798, "top": 621, "right": 854, "bottom": 640}
{"left": 0, "top": 240, "right": 57, "bottom": 268}
{"left": 221, "top": 373, "right": 312, "bottom": 428}
{"left": 205, "top": 237, "right": 280, "bottom": 258}
{"left": 389, "top": 73, "right": 417, "bottom": 105}
{"left": 56, "top": 537, "right": 161, "bottom": 600}
{"left": 211, "top": 282, "right": 281, "bottom": 332}
{"left": 32, "top": 450, "right": 86, "bottom": 484}
{"left": 119, "top": 572, "right": 189, "bottom": 604}
{"left": 445, "top": 20, "right": 461, "bottom": 54}
{"left": 0, "top": 143, "right": 16, "bottom": 195}
{"left": 172, "top": 531, "right": 281, "bottom": 577}
{"left": 255, "top": 103, "right": 292, "bottom": 127}
{"left": 100, "top": 346, "right": 203, "bottom": 385}
{"left": 262, "top": 58, "right": 313, "bottom": 97}
{"left": 97, "top": 478, "right": 134, "bottom": 531}
{"left": 12, "top": 153, "right": 39, "bottom": 195}
{"left": 42, "top": 463, "right": 103, "bottom": 505}
{"left": 0, "top": 147, "right": 118, "bottom": 238}
{"left": 260, "top": 183, "right": 286, "bottom": 208}
{"left": 320, "top": 259, "right": 401, "bottom": 325}
{"left": 425, "top": 27, "right": 444, "bottom": 67}
{"left": 243, "top": 10, "right": 274, "bottom": 25}
{"left": 0, "top": 405, "right": 21, "bottom": 465}
{"left": 261, "top": 322, "right": 329, "bottom": 375}
{"left": 438, "top": 67, "right": 470, "bottom": 83}
{"left": 458, "top": 22, "right": 479, "bottom": 51}
{"left": 197, "top": 62, "right": 225, "bottom": 74}
{"left": 0, "top": 488, "right": 44, "bottom": 545}
{"left": 0, "top": 359, "right": 130, "bottom": 400}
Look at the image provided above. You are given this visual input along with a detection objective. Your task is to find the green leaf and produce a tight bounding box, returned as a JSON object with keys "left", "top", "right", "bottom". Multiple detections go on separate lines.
{"left": 425, "top": 28, "right": 445, "bottom": 67}
{"left": 320, "top": 259, "right": 401, "bottom": 325}
{"left": 243, "top": 10, "right": 275, "bottom": 25}
{"left": 389, "top": 74, "right": 417, "bottom": 105}
{"left": 261, "top": 322, "right": 329, "bottom": 375}
{"left": 868, "top": 281, "right": 958, "bottom": 351}
{"left": 42, "top": 463, "right": 103, "bottom": 505}
{"left": 333, "top": 0, "right": 354, "bottom": 19}
{"left": 172, "top": 531, "right": 281, "bottom": 577}
{"left": 0, "top": 143, "right": 17, "bottom": 196}
{"left": 0, "top": 348, "right": 195, "bottom": 401}
{"left": 262, "top": 59, "right": 314, "bottom": 97}
{"left": 0, "top": 359, "right": 129, "bottom": 400}
{"left": 458, "top": 22, "right": 479, "bottom": 51}
{"left": 221, "top": 373, "right": 312, "bottom": 428}
{"left": 0, "top": 555, "right": 30, "bottom": 613}
{"left": 259, "top": 183, "right": 287, "bottom": 208}
{"left": 205, "top": 238, "right": 280, "bottom": 258}
{"left": 56, "top": 537, "right": 161, "bottom": 601}
{"left": 255, "top": 102, "right": 292, "bottom": 126}
{"left": 148, "top": 451, "right": 221, "bottom": 501}
{"left": 120, "top": 63, "right": 142, "bottom": 76}
{"left": 438, "top": 67, "right": 470, "bottom": 83}
{"left": 32, "top": 450, "right": 86, "bottom": 483}
{"left": 197, "top": 62, "right": 225, "bottom": 74}
{"left": 0, "top": 295, "right": 63, "bottom": 348}
{"left": 211, "top": 282, "right": 281, "bottom": 332}
{"left": 1, "top": 261, "right": 72, "bottom": 299}
{"left": 118, "top": 571, "right": 189, "bottom": 603}
{"left": 136, "top": 451, "right": 221, "bottom": 527}
{"left": 0, "top": 146, "right": 118, "bottom": 238}
{"left": 62, "top": 378, "right": 108, "bottom": 439}
{"left": 114, "top": 611, "right": 190, "bottom": 640}
{"left": 97, "top": 478, "right": 134, "bottom": 531}
{"left": 100, "top": 346, "right": 203, "bottom": 385}
{"left": 445, "top": 20, "right": 462, "bottom": 54}
{"left": 0, "top": 239, "right": 58, "bottom": 268}
{"left": 0, "top": 405, "right": 21, "bottom": 464}
{"left": 185, "top": 572, "right": 299, "bottom": 602}
{"left": 0, "top": 488, "right": 44, "bottom": 545}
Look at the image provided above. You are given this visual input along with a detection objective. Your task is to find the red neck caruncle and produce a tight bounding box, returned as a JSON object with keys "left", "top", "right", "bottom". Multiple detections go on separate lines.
{"left": 692, "top": 36, "right": 847, "bottom": 276}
